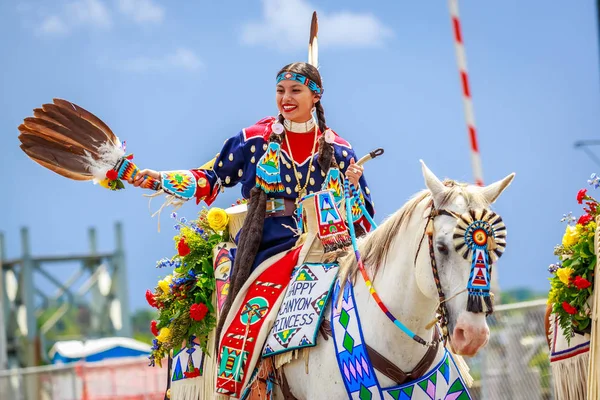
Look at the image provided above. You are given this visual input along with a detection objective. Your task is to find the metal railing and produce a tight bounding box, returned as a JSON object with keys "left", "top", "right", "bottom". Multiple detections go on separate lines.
{"left": 0, "top": 356, "right": 166, "bottom": 400}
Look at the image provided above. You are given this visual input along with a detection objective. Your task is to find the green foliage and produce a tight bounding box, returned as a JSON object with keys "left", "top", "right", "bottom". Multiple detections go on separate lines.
{"left": 548, "top": 190, "right": 598, "bottom": 344}
{"left": 147, "top": 208, "right": 226, "bottom": 365}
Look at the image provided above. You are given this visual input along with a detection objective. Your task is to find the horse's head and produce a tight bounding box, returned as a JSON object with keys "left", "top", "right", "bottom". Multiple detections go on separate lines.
{"left": 415, "top": 161, "right": 514, "bottom": 357}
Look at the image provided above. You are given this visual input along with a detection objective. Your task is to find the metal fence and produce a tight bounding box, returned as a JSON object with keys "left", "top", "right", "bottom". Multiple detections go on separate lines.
{"left": 0, "top": 356, "right": 166, "bottom": 400}
{"left": 468, "top": 299, "right": 553, "bottom": 400}
{"left": 0, "top": 299, "right": 553, "bottom": 400}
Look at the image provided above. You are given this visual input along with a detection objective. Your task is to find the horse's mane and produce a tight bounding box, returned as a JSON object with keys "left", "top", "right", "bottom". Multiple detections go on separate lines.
{"left": 337, "top": 180, "right": 489, "bottom": 284}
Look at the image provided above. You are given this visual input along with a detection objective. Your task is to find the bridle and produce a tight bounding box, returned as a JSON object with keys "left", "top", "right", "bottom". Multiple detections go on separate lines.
{"left": 417, "top": 206, "right": 454, "bottom": 342}
{"left": 418, "top": 203, "right": 506, "bottom": 343}
{"left": 346, "top": 185, "right": 505, "bottom": 348}
{"left": 419, "top": 206, "right": 467, "bottom": 344}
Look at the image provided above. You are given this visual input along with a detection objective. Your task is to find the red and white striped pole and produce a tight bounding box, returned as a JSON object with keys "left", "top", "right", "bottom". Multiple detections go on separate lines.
{"left": 448, "top": 0, "right": 484, "bottom": 187}
{"left": 448, "top": 1, "right": 503, "bottom": 304}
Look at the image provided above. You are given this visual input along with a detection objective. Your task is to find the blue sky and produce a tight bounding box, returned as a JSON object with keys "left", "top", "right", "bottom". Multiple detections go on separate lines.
{"left": 1, "top": 0, "right": 599, "bottom": 312}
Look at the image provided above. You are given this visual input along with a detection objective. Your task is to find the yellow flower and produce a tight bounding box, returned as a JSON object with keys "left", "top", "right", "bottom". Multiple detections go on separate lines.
{"left": 207, "top": 208, "right": 229, "bottom": 232}
{"left": 548, "top": 288, "right": 559, "bottom": 305}
{"left": 158, "top": 275, "right": 173, "bottom": 293}
{"left": 98, "top": 179, "right": 111, "bottom": 189}
{"left": 556, "top": 267, "right": 574, "bottom": 285}
{"left": 562, "top": 225, "right": 579, "bottom": 248}
{"left": 156, "top": 327, "right": 172, "bottom": 343}
{"left": 587, "top": 222, "right": 597, "bottom": 238}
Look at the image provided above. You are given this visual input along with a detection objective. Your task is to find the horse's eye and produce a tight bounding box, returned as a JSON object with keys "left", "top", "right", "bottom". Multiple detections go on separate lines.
{"left": 436, "top": 243, "right": 449, "bottom": 255}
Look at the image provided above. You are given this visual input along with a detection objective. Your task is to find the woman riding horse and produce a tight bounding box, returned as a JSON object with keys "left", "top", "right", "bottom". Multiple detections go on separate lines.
{"left": 130, "top": 62, "right": 375, "bottom": 398}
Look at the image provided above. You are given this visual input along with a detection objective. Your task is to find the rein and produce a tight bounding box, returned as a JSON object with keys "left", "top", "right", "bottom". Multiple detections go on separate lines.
{"left": 344, "top": 179, "right": 441, "bottom": 347}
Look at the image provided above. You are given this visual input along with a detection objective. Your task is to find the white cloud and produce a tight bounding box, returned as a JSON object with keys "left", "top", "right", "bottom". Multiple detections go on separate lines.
{"left": 322, "top": 12, "right": 393, "bottom": 47}
{"left": 168, "top": 48, "right": 202, "bottom": 70}
{"left": 39, "top": 15, "right": 70, "bottom": 35}
{"left": 241, "top": 0, "right": 393, "bottom": 50}
{"left": 23, "top": 0, "right": 164, "bottom": 38}
{"left": 122, "top": 48, "right": 202, "bottom": 72}
{"left": 35, "top": 0, "right": 112, "bottom": 36}
{"left": 117, "top": 0, "right": 164, "bottom": 24}
{"left": 66, "top": 0, "right": 112, "bottom": 29}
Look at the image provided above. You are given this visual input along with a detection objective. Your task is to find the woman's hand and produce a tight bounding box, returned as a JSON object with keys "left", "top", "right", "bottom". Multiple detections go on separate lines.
{"left": 131, "top": 169, "right": 160, "bottom": 187}
{"left": 346, "top": 158, "right": 364, "bottom": 188}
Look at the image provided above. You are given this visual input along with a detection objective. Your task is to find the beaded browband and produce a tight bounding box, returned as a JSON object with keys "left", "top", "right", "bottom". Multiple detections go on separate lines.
{"left": 276, "top": 71, "right": 323, "bottom": 95}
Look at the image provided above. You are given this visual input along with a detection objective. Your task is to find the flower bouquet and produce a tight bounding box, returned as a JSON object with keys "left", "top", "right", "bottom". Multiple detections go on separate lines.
{"left": 548, "top": 174, "right": 600, "bottom": 342}
{"left": 146, "top": 207, "right": 230, "bottom": 367}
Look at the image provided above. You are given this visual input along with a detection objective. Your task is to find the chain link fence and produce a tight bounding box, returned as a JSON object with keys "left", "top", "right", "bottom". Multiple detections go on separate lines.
{"left": 468, "top": 299, "right": 553, "bottom": 400}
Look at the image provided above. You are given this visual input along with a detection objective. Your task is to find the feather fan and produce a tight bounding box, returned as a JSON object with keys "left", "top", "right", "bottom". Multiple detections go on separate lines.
{"left": 18, "top": 98, "right": 159, "bottom": 190}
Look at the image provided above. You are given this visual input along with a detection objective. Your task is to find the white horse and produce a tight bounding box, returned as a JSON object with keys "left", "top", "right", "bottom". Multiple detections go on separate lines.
{"left": 278, "top": 162, "right": 514, "bottom": 399}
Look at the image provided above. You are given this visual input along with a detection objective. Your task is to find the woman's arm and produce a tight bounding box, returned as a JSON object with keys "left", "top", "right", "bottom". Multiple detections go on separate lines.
{"left": 131, "top": 130, "right": 255, "bottom": 206}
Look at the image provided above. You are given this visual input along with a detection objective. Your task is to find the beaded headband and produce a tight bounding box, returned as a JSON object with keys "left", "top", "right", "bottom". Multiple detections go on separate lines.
{"left": 276, "top": 71, "right": 323, "bottom": 95}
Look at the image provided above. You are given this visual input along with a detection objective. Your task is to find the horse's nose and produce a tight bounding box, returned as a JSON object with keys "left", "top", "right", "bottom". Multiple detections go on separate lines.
{"left": 451, "top": 313, "right": 489, "bottom": 357}
{"left": 453, "top": 326, "right": 467, "bottom": 343}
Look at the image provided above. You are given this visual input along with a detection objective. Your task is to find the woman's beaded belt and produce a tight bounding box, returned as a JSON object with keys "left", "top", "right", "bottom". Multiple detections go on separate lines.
{"left": 265, "top": 198, "right": 297, "bottom": 218}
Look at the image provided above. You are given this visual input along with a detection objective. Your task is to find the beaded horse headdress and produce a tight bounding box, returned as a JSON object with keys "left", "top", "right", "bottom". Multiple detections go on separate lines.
{"left": 453, "top": 209, "right": 507, "bottom": 313}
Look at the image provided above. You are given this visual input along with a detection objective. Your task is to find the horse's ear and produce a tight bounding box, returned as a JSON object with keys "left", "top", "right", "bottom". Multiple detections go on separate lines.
{"left": 479, "top": 173, "right": 515, "bottom": 204}
{"left": 420, "top": 160, "right": 447, "bottom": 206}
